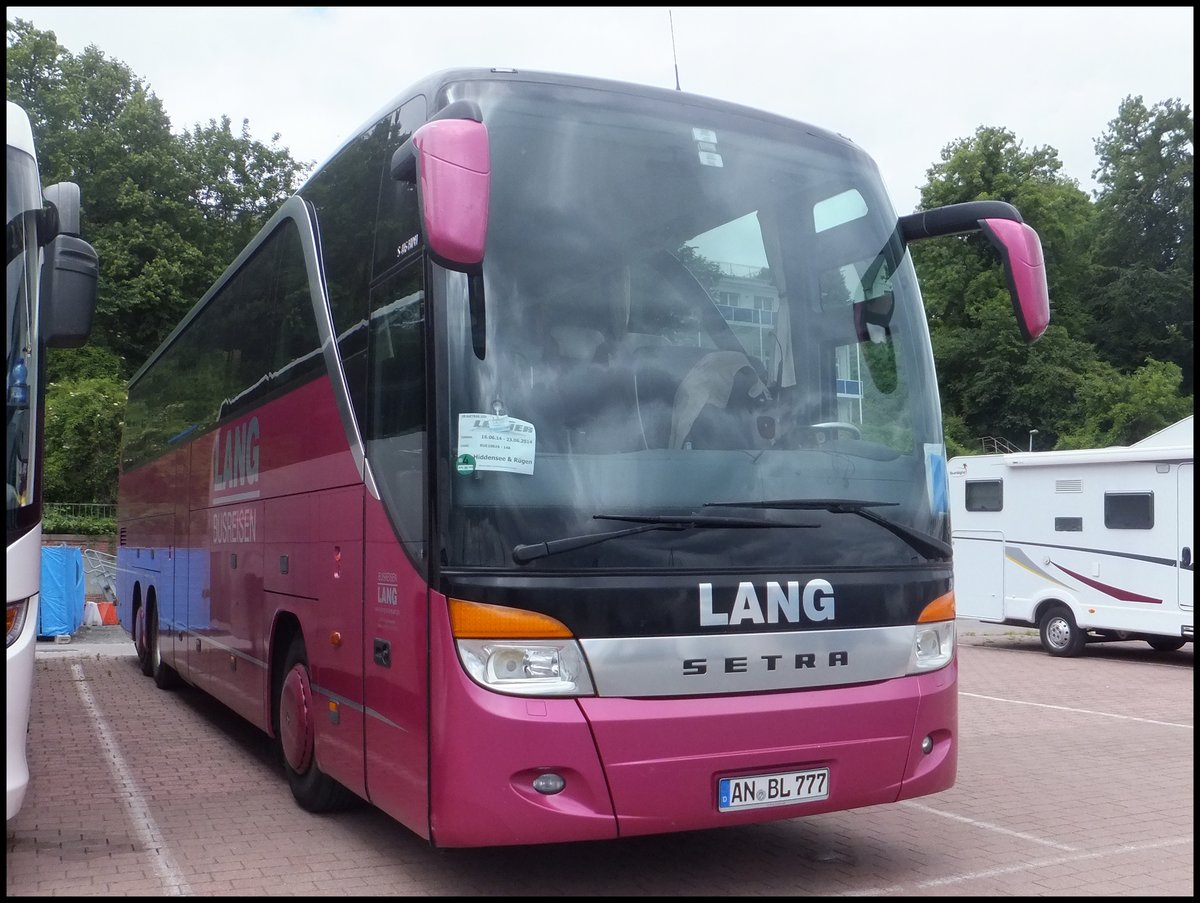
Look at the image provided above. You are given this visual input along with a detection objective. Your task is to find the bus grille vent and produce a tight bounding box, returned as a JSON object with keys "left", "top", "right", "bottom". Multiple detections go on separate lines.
{"left": 1055, "top": 479, "right": 1083, "bottom": 493}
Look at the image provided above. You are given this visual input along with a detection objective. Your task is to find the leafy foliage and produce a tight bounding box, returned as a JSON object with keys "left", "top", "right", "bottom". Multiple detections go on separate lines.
{"left": 6, "top": 17, "right": 312, "bottom": 375}
{"left": 1085, "top": 96, "right": 1193, "bottom": 393}
{"left": 42, "top": 509, "right": 117, "bottom": 535}
{"left": 914, "top": 118, "right": 1192, "bottom": 454}
{"left": 42, "top": 377, "right": 126, "bottom": 503}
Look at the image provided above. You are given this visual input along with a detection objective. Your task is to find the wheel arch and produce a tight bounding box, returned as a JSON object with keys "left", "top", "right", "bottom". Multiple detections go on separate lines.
{"left": 268, "top": 611, "right": 303, "bottom": 740}
{"left": 1032, "top": 595, "right": 1073, "bottom": 626}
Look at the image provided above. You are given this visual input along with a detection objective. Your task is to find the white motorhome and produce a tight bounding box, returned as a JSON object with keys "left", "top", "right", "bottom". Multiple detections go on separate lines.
{"left": 949, "top": 417, "right": 1193, "bottom": 656}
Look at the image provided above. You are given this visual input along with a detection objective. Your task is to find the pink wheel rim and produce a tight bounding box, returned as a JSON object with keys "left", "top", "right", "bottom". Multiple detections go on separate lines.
{"left": 279, "top": 663, "right": 314, "bottom": 773}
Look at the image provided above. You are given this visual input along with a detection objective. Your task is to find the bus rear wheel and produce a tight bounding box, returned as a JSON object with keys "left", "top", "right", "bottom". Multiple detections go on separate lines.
{"left": 276, "top": 635, "right": 352, "bottom": 812}
{"left": 134, "top": 604, "right": 152, "bottom": 676}
{"left": 147, "top": 603, "right": 180, "bottom": 689}
{"left": 1039, "top": 604, "right": 1086, "bottom": 657}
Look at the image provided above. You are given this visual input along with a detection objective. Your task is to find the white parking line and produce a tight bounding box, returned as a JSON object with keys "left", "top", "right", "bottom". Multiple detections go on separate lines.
{"left": 962, "top": 691, "right": 1193, "bottom": 728}
{"left": 844, "top": 837, "right": 1190, "bottom": 895}
{"left": 71, "top": 662, "right": 192, "bottom": 895}
{"left": 900, "top": 800, "right": 1077, "bottom": 850}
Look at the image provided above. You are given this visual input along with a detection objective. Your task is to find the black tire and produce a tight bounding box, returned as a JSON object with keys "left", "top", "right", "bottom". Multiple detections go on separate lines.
{"left": 1039, "top": 604, "right": 1086, "bottom": 657}
{"left": 135, "top": 604, "right": 153, "bottom": 677}
{"left": 1146, "top": 637, "right": 1186, "bottom": 652}
{"left": 148, "top": 602, "right": 181, "bottom": 689}
{"left": 276, "top": 635, "right": 352, "bottom": 812}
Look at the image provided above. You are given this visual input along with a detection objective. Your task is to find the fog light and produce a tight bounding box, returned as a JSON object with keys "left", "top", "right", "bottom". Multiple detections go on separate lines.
{"left": 921, "top": 735, "right": 934, "bottom": 754}
{"left": 532, "top": 772, "right": 565, "bottom": 795}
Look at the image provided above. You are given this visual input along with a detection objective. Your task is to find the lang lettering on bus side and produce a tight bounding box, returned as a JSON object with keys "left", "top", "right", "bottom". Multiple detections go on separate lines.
{"left": 377, "top": 571, "right": 399, "bottom": 606}
{"left": 212, "top": 416, "right": 261, "bottom": 493}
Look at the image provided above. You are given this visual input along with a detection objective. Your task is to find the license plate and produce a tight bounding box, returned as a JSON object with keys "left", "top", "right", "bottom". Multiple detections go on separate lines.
{"left": 718, "top": 767, "right": 830, "bottom": 812}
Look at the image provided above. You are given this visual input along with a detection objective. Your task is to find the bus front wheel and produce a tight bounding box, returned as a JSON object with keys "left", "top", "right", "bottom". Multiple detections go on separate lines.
{"left": 1039, "top": 604, "right": 1086, "bottom": 657}
{"left": 276, "top": 635, "right": 351, "bottom": 812}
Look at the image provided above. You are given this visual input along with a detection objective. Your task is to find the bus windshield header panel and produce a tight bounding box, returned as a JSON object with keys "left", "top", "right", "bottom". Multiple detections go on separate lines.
{"left": 393, "top": 78, "right": 948, "bottom": 572}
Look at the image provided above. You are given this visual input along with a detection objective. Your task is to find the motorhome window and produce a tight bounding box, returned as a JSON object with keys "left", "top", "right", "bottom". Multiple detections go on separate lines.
{"left": 1104, "top": 492, "right": 1154, "bottom": 529}
{"left": 1054, "top": 517, "right": 1083, "bottom": 532}
{"left": 965, "top": 480, "right": 1003, "bottom": 512}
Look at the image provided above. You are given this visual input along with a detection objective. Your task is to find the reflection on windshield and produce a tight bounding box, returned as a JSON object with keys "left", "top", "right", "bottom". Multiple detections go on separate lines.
{"left": 418, "top": 79, "right": 947, "bottom": 570}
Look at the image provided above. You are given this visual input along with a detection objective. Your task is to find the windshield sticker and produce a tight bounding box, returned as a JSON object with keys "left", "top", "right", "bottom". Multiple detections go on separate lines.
{"left": 924, "top": 443, "right": 948, "bottom": 514}
{"left": 457, "top": 413, "right": 536, "bottom": 475}
{"left": 692, "top": 127, "right": 723, "bottom": 168}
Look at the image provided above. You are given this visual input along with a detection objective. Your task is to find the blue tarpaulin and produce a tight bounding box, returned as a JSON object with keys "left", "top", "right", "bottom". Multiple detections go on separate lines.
{"left": 38, "top": 546, "right": 84, "bottom": 637}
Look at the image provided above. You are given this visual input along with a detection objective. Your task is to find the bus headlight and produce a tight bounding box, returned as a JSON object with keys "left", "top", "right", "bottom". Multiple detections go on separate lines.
{"left": 457, "top": 639, "right": 595, "bottom": 696}
{"left": 448, "top": 597, "right": 596, "bottom": 697}
{"left": 907, "top": 621, "right": 955, "bottom": 673}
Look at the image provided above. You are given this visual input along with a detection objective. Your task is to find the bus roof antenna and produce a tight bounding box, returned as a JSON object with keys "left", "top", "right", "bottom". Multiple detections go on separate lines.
{"left": 669, "top": 10, "right": 681, "bottom": 91}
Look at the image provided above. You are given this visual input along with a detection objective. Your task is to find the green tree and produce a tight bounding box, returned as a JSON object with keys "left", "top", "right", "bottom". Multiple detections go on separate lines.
{"left": 912, "top": 126, "right": 1099, "bottom": 449}
{"left": 6, "top": 17, "right": 311, "bottom": 375}
{"left": 42, "top": 377, "right": 126, "bottom": 503}
{"left": 181, "top": 114, "right": 313, "bottom": 287}
{"left": 1086, "top": 96, "right": 1193, "bottom": 392}
{"left": 1092, "top": 96, "right": 1193, "bottom": 273}
{"left": 1054, "top": 359, "right": 1192, "bottom": 449}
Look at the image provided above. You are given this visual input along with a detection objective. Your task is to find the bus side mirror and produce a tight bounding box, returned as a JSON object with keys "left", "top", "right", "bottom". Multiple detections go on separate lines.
{"left": 42, "top": 182, "right": 83, "bottom": 237}
{"left": 978, "top": 218, "right": 1050, "bottom": 343}
{"left": 900, "top": 201, "right": 1050, "bottom": 343}
{"left": 391, "top": 116, "right": 490, "bottom": 273}
{"left": 41, "top": 234, "right": 99, "bottom": 348}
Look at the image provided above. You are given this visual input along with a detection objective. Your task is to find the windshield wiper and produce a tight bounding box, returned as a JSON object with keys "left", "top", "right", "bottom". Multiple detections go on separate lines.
{"left": 704, "top": 498, "right": 951, "bottom": 560}
{"left": 512, "top": 513, "right": 816, "bottom": 564}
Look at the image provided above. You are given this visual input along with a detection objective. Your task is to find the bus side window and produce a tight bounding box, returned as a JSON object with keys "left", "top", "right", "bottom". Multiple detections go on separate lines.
{"left": 367, "top": 264, "right": 426, "bottom": 441}
{"left": 272, "top": 221, "right": 321, "bottom": 384}
{"left": 373, "top": 95, "right": 427, "bottom": 279}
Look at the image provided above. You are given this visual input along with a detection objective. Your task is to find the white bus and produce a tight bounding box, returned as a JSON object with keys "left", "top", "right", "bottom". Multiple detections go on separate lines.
{"left": 950, "top": 417, "right": 1193, "bottom": 656}
{"left": 6, "top": 100, "right": 98, "bottom": 820}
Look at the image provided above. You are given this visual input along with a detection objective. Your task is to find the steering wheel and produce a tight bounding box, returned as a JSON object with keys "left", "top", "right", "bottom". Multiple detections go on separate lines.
{"left": 809, "top": 421, "right": 861, "bottom": 440}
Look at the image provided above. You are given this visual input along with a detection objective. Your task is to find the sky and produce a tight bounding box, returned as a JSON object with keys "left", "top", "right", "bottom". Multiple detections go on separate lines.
{"left": 7, "top": 6, "right": 1195, "bottom": 215}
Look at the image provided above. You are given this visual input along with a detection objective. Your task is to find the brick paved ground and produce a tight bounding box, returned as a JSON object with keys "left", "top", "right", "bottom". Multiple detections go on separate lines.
{"left": 6, "top": 625, "right": 1192, "bottom": 896}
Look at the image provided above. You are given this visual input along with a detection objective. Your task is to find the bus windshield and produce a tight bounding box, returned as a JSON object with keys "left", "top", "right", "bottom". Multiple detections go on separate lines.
{"left": 6, "top": 145, "right": 42, "bottom": 538}
{"left": 373, "top": 79, "right": 947, "bottom": 571}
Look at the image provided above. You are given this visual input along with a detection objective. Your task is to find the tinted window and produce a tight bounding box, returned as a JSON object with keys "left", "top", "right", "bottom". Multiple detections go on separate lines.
{"left": 302, "top": 95, "right": 427, "bottom": 433}
{"left": 965, "top": 480, "right": 1003, "bottom": 512}
{"left": 1104, "top": 492, "right": 1154, "bottom": 529}
{"left": 365, "top": 262, "right": 426, "bottom": 560}
{"left": 123, "top": 219, "right": 322, "bottom": 469}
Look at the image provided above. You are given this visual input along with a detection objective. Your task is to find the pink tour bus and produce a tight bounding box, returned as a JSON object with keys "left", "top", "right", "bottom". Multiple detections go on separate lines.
{"left": 116, "top": 68, "right": 1049, "bottom": 847}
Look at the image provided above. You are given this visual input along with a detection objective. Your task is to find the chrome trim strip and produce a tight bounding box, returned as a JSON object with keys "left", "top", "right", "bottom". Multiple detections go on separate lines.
{"left": 581, "top": 625, "right": 918, "bottom": 697}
